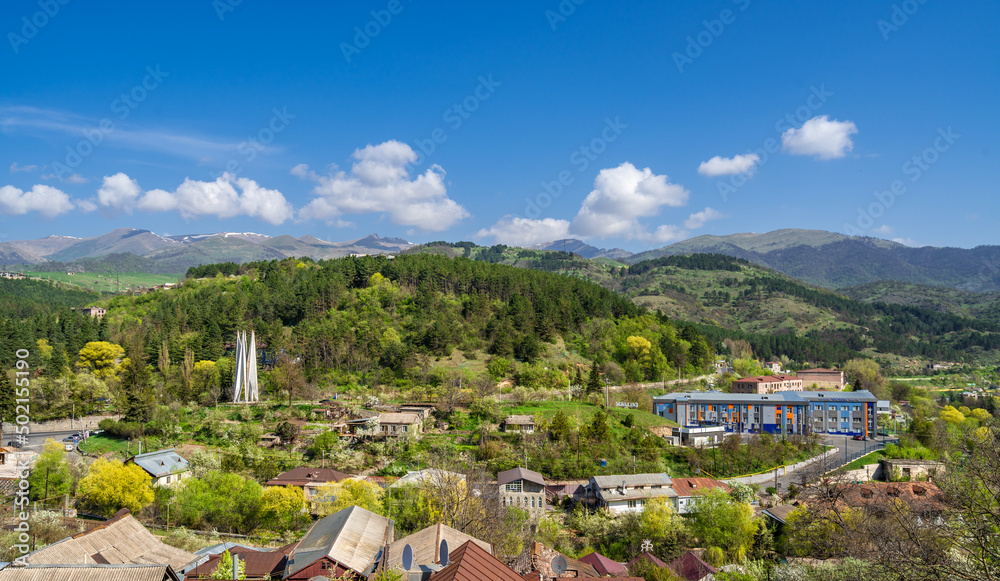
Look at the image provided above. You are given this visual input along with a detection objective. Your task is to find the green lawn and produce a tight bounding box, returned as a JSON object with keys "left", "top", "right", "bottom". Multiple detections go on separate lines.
{"left": 78, "top": 434, "right": 132, "bottom": 456}
{"left": 844, "top": 450, "right": 887, "bottom": 471}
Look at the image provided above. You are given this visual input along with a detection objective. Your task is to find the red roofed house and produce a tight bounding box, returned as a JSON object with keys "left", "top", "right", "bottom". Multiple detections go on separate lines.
{"left": 731, "top": 375, "right": 803, "bottom": 394}
{"left": 796, "top": 368, "right": 846, "bottom": 390}
{"left": 266, "top": 467, "right": 353, "bottom": 507}
{"left": 626, "top": 551, "right": 669, "bottom": 574}
{"left": 669, "top": 551, "right": 717, "bottom": 581}
{"left": 669, "top": 477, "right": 730, "bottom": 514}
{"left": 578, "top": 552, "right": 627, "bottom": 576}
{"left": 429, "top": 540, "right": 524, "bottom": 581}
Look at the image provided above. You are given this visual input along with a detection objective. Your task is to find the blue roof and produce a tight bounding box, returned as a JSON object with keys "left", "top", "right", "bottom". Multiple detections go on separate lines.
{"left": 128, "top": 448, "right": 189, "bottom": 478}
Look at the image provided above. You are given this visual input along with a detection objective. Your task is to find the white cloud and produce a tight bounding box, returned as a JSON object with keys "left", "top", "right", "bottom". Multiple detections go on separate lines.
{"left": 782, "top": 115, "right": 858, "bottom": 159}
{"left": 0, "top": 106, "right": 261, "bottom": 162}
{"left": 10, "top": 162, "right": 38, "bottom": 173}
{"left": 76, "top": 199, "right": 98, "bottom": 213}
{"left": 476, "top": 216, "right": 571, "bottom": 246}
{"left": 98, "top": 172, "right": 141, "bottom": 213}
{"left": 684, "top": 207, "right": 726, "bottom": 230}
{"left": 132, "top": 174, "right": 294, "bottom": 225}
{"left": 0, "top": 184, "right": 75, "bottom": 217}
{"left": 892, "top": 237, "right": 922, "bottom": 247}
{"left": 65, "top": 173, "right": 88, "bottom": 184}
{"left": 872, "top": 225, "right": 894, "bottom": 236}
{"left": 297, "top": 140, "right": 469, "bottom": 231}
{"left": 697, "top": 154, "right": 760, "bottom": 177}
{"left": 652, "top": 224, "right": 686, "bottom": 243}
{"left": 570, "top": 162, "right": 689, "bottom": 240}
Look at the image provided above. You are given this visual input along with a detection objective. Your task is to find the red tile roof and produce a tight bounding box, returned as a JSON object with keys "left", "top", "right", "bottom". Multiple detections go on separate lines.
{"left": 265, "top": 467, "right": 352, "bottom": 486}
{"left": 430, "top": 541, "right": 524, "bottom": 581}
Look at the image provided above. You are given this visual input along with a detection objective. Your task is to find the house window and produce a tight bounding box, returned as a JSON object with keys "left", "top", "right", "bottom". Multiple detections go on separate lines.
{"left": 506, "top": 482, "right": 522, "bottom": 493}
{"left": 627, "top": 500, "right": 637, "bottom": 508}
{"left": 531, "top": 497, "right": 536, "bottom": 508}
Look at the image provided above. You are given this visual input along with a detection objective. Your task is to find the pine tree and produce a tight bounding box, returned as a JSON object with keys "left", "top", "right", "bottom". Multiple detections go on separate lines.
{"left": 120, "top": 351, "right": 152, "bottom": 424}
{"left": 573, "top": 367, "right": 584, "bottom": 388}
{"left": 587, "top": 360, "right": 603, "bottom": 394}
{"left": 0, "top": 368, "right": 15, "bottom": 444}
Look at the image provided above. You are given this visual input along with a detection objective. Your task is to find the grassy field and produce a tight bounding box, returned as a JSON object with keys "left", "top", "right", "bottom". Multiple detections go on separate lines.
{"left": 25, "top": 271, "right": 181, "bottom": 294}
{"left": 78, "top": 434, "right": 132, "bottom": 456}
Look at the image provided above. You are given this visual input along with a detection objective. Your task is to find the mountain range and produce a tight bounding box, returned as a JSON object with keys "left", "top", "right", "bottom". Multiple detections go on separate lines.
{"left": 0, "top": 228, "right": 415, "bottom": 273}
{"left": 527, "top": 229, "right": 1000, "bottom": 292}
{"left": 5, "top": 227, "right": 1000, "bottom": 293}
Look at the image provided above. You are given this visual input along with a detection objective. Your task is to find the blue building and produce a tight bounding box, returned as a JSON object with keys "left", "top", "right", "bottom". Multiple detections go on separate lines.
{"left": 653, "top": 390, "right": 878, "bottom": 437}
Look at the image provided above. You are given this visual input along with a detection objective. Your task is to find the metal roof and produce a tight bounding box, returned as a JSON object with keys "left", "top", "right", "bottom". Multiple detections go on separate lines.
{"left": 378, "top": 412, "right": 422, "bottom": 425}
{"left": 497, "top": 467, "right": 546, "bottom": 487}
{"left": 428, "top": 540, "right": 523, "bottom": 581}
{"left": 591, "top": 473, "right": 672, "bottom": 489}
{"left": 266, "top": 467, "right": 352, "bottom": 487}
{"left": 389, "top": 469, "right": 466, "bottom": 489}
{"left": 127, "top": 449, "right": 189, "bottom": 478}
{"left": 285, "top": 505, "right": 394, "bottom": 577}
{"left": 0, "top": 564, "right": 179, "bottom": 581}
{"left": 502, "top": 415, "right": 535, "bottom": 425}
{"left": 385, "top": 523, "right": 492, "bottom": 570}
{"left": 24, "top": 510, "right": 194, "bottom": 572}
{"left": 598, "top": 487, "right": 678, "bottom": 502}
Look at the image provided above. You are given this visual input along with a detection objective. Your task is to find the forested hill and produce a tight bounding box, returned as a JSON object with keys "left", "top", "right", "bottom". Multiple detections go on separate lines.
{"left": 600, "top": 253, "right": 1000, "bottom": 364}
{"left": 404, "top": 243, "right": 1000, "bottom": 365}
{"left": 75, "top": 254, "right": 710, "bottom": 390}
{"left": 0, "top": 278, "right": 98, "bottom": 319}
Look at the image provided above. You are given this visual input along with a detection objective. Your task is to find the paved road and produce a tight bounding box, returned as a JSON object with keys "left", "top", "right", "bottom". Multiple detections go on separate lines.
{"left": 4, "top": 429, "right": 86, "bottom": 452}
{"left": 770, "top": 434, "right": 895, "bottom": 491}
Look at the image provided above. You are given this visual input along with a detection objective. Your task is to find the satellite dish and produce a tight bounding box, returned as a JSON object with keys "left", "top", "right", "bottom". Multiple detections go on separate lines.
{"left": 552, "top": 556, "right": 568, "bottom": 576}
{"left": 401, "top": 544, "right": 413, "bottom": 571}
{"left": 439, "top": 539, "right": 449, "bottom": 566}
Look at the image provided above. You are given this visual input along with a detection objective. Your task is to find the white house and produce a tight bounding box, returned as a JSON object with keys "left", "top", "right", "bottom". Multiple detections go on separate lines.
{"left": 126, "top": 449, "right": 190, "bottom": 487}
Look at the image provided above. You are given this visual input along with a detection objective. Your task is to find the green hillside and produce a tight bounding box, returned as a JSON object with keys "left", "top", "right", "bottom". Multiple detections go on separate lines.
{"left": 405, "top": 243, "right": 1000, "bottom": 365}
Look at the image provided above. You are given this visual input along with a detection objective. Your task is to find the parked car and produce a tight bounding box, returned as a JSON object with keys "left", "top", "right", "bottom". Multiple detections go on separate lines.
{"left": 61, "top": 435, "right": 78, "bottom": 442}
{"left": 5, "top": 440, "right": 23, "bottom": 449}
{"left": 63, "top": 443, "right": 75, "bottom": 451}
{"left": 852, "top": 434, "right": 866, "bottom": 441}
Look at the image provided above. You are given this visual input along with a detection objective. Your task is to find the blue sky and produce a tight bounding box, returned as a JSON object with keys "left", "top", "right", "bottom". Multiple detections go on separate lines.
{"left": 1, "top": 0, "right": 997, "bottom": 251}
